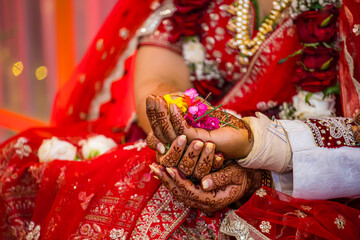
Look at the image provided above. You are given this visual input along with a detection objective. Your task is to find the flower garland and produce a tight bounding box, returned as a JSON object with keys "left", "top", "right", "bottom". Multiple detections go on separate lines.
{"left": 280, "top": 0, "right": 341, "bottom": 119}
{"left": 164, "top": 88, "right": 238, "bottom": 131}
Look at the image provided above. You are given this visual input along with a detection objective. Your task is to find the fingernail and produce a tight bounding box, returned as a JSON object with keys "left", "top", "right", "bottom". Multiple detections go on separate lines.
{"left": 177, "top": 168, "right": 187, "bottom": 180}
{"left": 169, "top": 103, "right": 174, "bottom": 112}
{"left": 177, "top": 135, "right": 186, "bottom": 146}
{"left": 194, "top": 141, "right": 204, "bottom": 150}
{"left": 202, "top": 179, "right": 213, "bottom": 190}
{"left": 149, "top": 165, "right": 163, "bottom": 177}
{"left": 157, "top": 143, "right": 165, "bottom": 154}
{"left": 166, "top": 168, "right": 175, "bottom": 178}
{"left": 153, "top": 176, "right": 159, "bottom": 180}
{"left": 205, "top": 143, "right": 214, "bottom": 154}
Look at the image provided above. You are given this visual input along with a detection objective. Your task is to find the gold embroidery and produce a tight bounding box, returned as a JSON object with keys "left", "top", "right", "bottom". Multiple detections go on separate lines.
{"left": 220, "top": 211, "right": 270, "bottom": 240}
{"left": 334, "top": 215, "right": 346, "bottom": 230}
{"left": 300, "top": 205, "right": 312, "bottom": 211}
{"left": 256, "top": 188, "right": 267, "bottom": 198}
{"left": 14, "top": 137, "right": 32, "bottom": 159}
{"left": 26, "top": 221, "right": 40, "bottom": 240}
{"left": 259, "top": 221, "right": 271, "bottom": 234}
{"left": 110, "top": 228, "right": 126, "bottom": 240}
{"left": 295, "top": 210, "right": 307, "bottom": 218}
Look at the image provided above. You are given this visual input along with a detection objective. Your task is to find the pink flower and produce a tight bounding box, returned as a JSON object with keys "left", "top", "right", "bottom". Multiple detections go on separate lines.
{"left": 207, "top": 117, "right": 220, "bottom": 130}
{"left": 188, "top": 106, "right": 199, "bottom": 115}
{"left": 197, "top": 103, "right": 207, "bottom": 116}
{"left": 184, "top": 88, "right": 199, "bottom": 101}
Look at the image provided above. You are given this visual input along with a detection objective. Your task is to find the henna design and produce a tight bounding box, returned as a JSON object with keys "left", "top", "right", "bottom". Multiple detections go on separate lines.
{"left": 354, "top": 111, "right": 360, "bottom": 125}
{"left": 178, "top": 153, "right": 196, "bottom": 177}
{"left": 193, "top": 156, "right": 212, "bottom": 180}
{"left": 161, "top": 146, "right": 182, "bottom": 167}
{"left": 212, "top": 153, "right": 224, "bottom": 170}
{"left": 353, "top": 126, "right": 360, "bottom": 144}
{"left": 212, "top": 110, "right": 253, "bottom": 142}
{"left": 170, "top": 110, "right": 185, "bottom": 135}
{"left": 145, "top": 132, "right": 159, "bottom": 150}
{"left": 211, "top": 163, "right": 248, "bottom": 189}
{"left": 146, "top": 108, "right": 157, "bottom": 123}
{"left": 170, "top": 174, "right": 247, "bottom": 213}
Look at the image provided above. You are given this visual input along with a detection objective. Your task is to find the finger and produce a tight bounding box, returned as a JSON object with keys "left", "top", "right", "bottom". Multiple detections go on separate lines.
{"left": 353, "top": 126, "right": 360, "bottom": 144}
{"left": 159, "top": 135, "right": 187, "bottom": 167}
{"left": 200, "top": 163, "right": 249, "bottom": 192}
{"left": 177, "top": 140, "right": 204, "bottom": 177}
{"left": 212, "top": 152, "right": 224, "bottom": 170}
{"left": 168, "top": 167, "right": 245, "bottom": 212}
{"left": 146, "top": 131, "right": 161, "bottom": 150}
{"left": 146, "top": 95, "right": 169, "bottom": 144}
{"left": 192, "top": 142, "right": 215, "bottom": 180}
{"left": 169, "top": 103, "right": 203, "bottom": 140}
{"left": 354, "top": 110, "right": 360, "bottom": 125}
{"left": 156, "top": 96, "right": 177, "bottom": 142}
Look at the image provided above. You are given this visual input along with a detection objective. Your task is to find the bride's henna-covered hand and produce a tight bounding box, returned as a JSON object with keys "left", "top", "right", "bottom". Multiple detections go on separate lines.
{"left": 147, "top": 133, "right": 224, "bottom": 179}
{"left": 146, "top": 95, "right": 177, "bottom": 145}
{"left": 169, "top": 103, "right": 253, "bottom": 159}
{"left": 146, "top": 95, "right": 253, "bottom": 159}
{"left": 149, "top": 162, "right": 259, "bottom": 213}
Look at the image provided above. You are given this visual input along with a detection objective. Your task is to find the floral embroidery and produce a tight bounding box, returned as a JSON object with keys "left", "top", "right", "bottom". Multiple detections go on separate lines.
{"left": 109, "top": 228, "right": 126, "bottom": 240}
{"left": 259, "top": 221, "right": 271, "bottom": 234}
{"left": 123, "top": 140, "right": 147, "bottom": 151}
{"left": 334, "top": 215, "right": 346, "bottom": 230}
{"left": 25, "top": 221, "right": 40, "bottom": 240}
{"left": 304, "top": 118, "right": 357, "bottom": 148}
{"left": 256, "top": 188, "right": 267, "bottom": 198}
{"left": 220, "top": 211, "right": 270, "bottom": 240}
{"left": 14, "top": 137, "right": 32, "bottom": 159}
{"left": 78, "top": 192, "right": 95, "bottom": 210}
{"left": 353, "top": 24, "right": 360, "bottom": 36}
{"left": 300, "top": 205, "right": 312, "bottom": 211}
{"left": 295, "top": 210, "right": 307, "bottom": 218}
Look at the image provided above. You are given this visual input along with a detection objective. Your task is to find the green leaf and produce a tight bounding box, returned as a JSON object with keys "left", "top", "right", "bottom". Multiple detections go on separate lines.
{"left": 303, "top": 43, "right": 320, "bottom": 48}
{"left": 320, "top": 57, "right": 333, "bottom": 71}
{"left": 87, "top": 150, "right": 100, "bottom": 159}
{"left": 75, "top": 155, "right": 81, "bottom": 161}
{"left": 322, "top": 82, "right": 340, "bottom": 97}
{"left": 278, "top": 48, "right": 303, "bottom": 65}
{"left": 194, "top": 104, "right": 223, "bottom": 122}
{"left": 322, "top": 42, "right": 332, "bottom": 48}
{"left": 219, "top": 120, "right": 239, "bottom": 130}
{"left": 298, "top": 61, "right": 309, "bottom": 71}
{"left": 321, "top": 14, "right": 333, "bottom": 27}
{"left": 224, "top": 109, "right": 229, "bottom": 122}
{"left": 305, "top": 92, "right": 314, "bottom": 106}
{"left": 312, "top": 2, "right": 322, "bottom": 10}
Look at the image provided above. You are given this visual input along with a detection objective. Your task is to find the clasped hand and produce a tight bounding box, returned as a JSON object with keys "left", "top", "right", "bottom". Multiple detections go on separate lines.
{"left": 145, "top": 94, "right": 260, "bottom": 212}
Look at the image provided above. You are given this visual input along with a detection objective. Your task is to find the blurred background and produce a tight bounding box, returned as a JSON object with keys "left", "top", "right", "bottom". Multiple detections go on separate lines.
{"left": 0, "top": 0, "right": 117, "bottom": 142}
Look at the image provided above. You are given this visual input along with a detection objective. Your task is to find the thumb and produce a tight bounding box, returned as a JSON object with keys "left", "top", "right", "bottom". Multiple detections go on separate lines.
{"left": 201, "top": 163, "right": 248, "bottom": 191}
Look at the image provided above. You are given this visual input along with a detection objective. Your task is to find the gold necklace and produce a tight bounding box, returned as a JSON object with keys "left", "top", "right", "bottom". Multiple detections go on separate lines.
{"left": 226, "top": 0, "right": 291, "bottom": 65}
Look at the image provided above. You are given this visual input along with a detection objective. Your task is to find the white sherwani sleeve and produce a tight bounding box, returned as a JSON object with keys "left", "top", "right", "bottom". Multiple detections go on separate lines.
{"left": 280, "top": 119, "right": 360, "bottom": 199}
{"left": 239, "top": 113, "right": 360, "bottom": 200}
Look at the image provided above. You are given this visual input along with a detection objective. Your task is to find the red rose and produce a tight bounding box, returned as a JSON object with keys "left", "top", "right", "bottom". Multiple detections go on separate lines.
{"left": 169, "top": 0, "right": 211, "bottom": 42}
{"left": 295, "top": 5, "right": 339, "bottom": 43}
{"left": 302, "top": 46, "right": 338, "bottom": 71}
{"left": 293, "top": 67, "right": 337, "bottom": 92}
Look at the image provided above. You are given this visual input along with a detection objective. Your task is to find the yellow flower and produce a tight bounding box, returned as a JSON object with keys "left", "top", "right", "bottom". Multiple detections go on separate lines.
{"left": 163, "top": 94, "right": 188, "bottom": 113}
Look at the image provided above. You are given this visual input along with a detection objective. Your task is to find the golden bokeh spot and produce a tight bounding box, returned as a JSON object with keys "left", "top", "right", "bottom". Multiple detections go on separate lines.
{"left": 12, "top": 61, "right": 23, "bottom": 77}
{"left": 35, "top": 66, "right": 48, "bottom": 80}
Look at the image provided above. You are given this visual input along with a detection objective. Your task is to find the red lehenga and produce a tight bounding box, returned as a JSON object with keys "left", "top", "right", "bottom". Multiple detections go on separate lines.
{"left": 1, "top": 0, "right": 360, "bottom": 239}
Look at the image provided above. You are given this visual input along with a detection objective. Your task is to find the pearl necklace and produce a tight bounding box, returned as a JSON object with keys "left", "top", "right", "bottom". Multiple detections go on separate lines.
{"left": 226, "top": 0, "right": 291, "bottom": 65}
